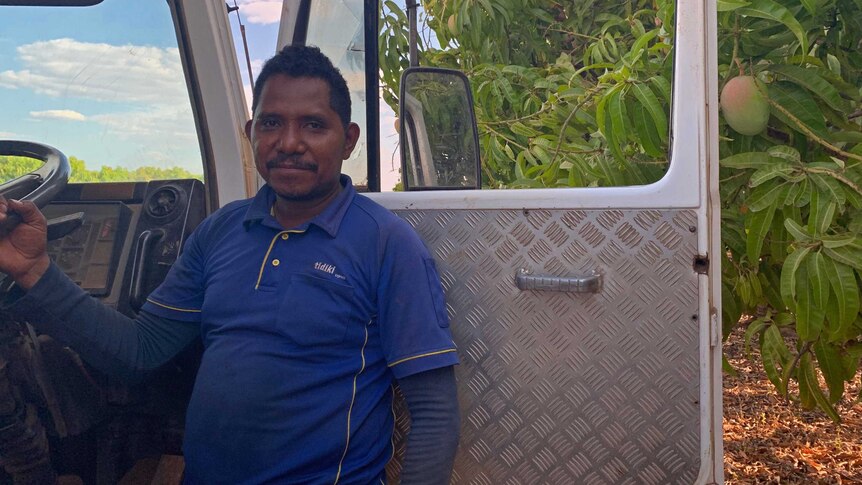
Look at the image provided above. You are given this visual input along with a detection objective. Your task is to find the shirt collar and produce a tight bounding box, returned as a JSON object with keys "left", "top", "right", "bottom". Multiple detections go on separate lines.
{"left": 243, "top": 174, "right": 355, "bottom": 237}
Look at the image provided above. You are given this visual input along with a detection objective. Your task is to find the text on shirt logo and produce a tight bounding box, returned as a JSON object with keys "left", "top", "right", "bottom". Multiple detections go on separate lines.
{"left": 314, "top": 262, "right": 336, "bottom": 275}
{"left": 314, "top": 262, "right": 345, "bottom": 280}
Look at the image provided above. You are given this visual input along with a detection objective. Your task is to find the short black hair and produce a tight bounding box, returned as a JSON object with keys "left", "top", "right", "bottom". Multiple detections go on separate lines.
{"left": 251, "top": 45, "right": 351, "bottom": 127}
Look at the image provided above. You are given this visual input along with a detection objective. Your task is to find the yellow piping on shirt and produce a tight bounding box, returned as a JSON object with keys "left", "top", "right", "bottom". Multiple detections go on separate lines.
{"left": 333, "top": 323, "right": 370, "bottom": 484}
{"left": 254, "top": 229, "right": 304, "bottom": 289}
{"left": 388, "top": 348, "right": 457, "bottom": 368}
{"left": 145, "top": 299, "right": 201, "bottom": 313}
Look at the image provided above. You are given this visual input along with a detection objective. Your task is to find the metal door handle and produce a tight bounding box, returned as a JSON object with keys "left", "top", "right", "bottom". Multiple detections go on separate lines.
{"left": 514, "top": 268, "right": 602, "bottom": 293}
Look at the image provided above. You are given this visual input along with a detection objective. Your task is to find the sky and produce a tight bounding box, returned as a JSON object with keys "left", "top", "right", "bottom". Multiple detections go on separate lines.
{"left": 0, "top": 0, "right": 401, "bottom": 190}
{"left": 0, "top": 2, "right": 201, "bottom": 172}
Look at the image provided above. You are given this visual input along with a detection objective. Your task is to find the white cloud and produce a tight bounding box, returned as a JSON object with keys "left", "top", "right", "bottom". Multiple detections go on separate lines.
{"left": 90, "top": 104, "right": 196, "bottom": 142}
{"left": 250, "top": 58, "right": 264, "bottom": 79}
{"left": 30, "top": 110, "right": 86, "bottom": 121}
{"left": 236, "top": 0, "right": 282, "bottom": 25}
{"left": 0, "top": 38, "right": 188, "bottom": 106}
{"left": 0, "top": 38, "right": 201, "bottom": 170}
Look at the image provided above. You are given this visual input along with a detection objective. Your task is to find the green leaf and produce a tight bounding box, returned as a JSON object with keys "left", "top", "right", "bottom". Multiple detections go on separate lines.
{"left": 607, "top": 87, "right": 628, "bottom": 161}
{"left": 761, "top": 326, "right": 785, "bottom": 392}
{"left": 809, "top": 173, "right": 847, "bottom": 206}
{"left": 807, "top": 189, "right": 836, "bottom": 236}
{"left": 723, "top": 281, "right": 742, "bottom": 334}
{"left": 768, "top": 65, "right": 849, "bottom": 113}
{"left": 762, "top": 324, "right": 792, "bottom": 394}
{"left": 799, "top": 353, "right": 842, "bottom": 422}
{"left": 717, "top": 0, "right": 751, "bottom": 10}
{"left": 784, "top": 218, "right": 812, "bottom": 242}
{"left": 799, "top": 0, "right": 816, "bottom": 14}
{"left": 722, "top": 354, "right": 739, "bottom": 377}
{"left": 750, "top": 163, "right": 797, "bottom": 187}
{"left": 784, "top": 180, "right": 804, "bottom": 206}
{"left": 798, "top": 354, "right": 817, "bottom": 409}
{"left": 823, "top": 245, "right": 862, "bottom": 271}
{"left": 648, "top": 76, "right": 671, "bottom": 103}
{"left": 768, "top": 81, "right": 827, "bottom": 138}
{"left": 795, "top": 179, "right": 812, "bottom": 207}
{"left": 829, "top": 131, "right": 862, "bottom": 144}
{"left": 626, "top": 30, "right": 658, "bottom": 62}
{"left": 510, "top": 122, "right": 540, "bottom": 137}
{"left": 773, "top": 311, "right": 795, "bottom": 327}
{"left": 769, "top": 212, "right": 789, "bottom": 260}
{"left": 720, "top": 152, "right": 775, "bottom": 169}
{"left": 761, "top": 270, "right": 786, "bottom": 311}
{"left": 821, "top": 232, "right": 857, "bottom": 248}
{"left": 746, "top": 201, "right": 776, "bottom": 262}
{"left": 596, "top": 84, "right": 618, "bottom": 143}
{"left": 738, "top": 0, "right": 809, "bottom": 57}
{"left": 630, "top": 82, "right": 668, "bottom": 143}
{"left": 808, "top": 251, "right": 830, "bottom": 310}
{"left": 795, "top": 265, "right": 825, "bottom": 341}
{"left": 813, "top": 340, "right": 846, "bottom": 403}
{"left": 743, "top": 318, "right": 768, "bottom": 354}
{"left": 823, "top": 259, "right": 860, "bottom": 341}
{"left": 747, "top": 181, "right": 789, "bottom": 212}
{"left": 631, "top": 102, "right": 664, "bottom": 158}
{"left": 781, "top": 246, "right": 812, "bottom": 308}
{"left": 767, "top": 145, "right": 802, "bottom": 165}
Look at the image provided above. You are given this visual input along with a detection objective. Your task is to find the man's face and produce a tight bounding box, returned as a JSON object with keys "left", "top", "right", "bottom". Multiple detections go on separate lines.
{"left": 245, "top": 75, "right": 359, "bottom": 202}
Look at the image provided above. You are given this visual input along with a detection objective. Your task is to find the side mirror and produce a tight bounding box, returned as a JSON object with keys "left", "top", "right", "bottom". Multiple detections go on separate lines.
{"left": 398, "top": 68, "right": 481, "bottom": 190}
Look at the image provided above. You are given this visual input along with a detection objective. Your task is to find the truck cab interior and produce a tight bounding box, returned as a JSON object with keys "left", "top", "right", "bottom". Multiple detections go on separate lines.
{"left": 0, "top": 2, "right": 268, "bottom": 482}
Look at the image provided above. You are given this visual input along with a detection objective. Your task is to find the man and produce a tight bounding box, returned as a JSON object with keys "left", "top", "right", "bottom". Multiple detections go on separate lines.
{"left": 0, "top": 45, "right": 460, "bottom": 484}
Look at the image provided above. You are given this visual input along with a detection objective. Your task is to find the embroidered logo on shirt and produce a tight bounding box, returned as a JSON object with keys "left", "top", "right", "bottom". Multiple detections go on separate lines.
{"left": 314, "top": 262, "right": 336, "bottom": 275}
{"left": 314, "top": 262, "right": 346, "bottom": 280}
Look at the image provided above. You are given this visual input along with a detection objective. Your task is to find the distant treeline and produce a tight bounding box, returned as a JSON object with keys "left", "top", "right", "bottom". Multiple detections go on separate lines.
{"left": 0, "top": 155, "right": 203, "bottom": 183}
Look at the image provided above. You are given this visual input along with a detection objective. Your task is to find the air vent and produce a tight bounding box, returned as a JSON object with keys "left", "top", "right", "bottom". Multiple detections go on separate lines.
{"left": 146, "top": 186, "right": 180, "bottom": 219}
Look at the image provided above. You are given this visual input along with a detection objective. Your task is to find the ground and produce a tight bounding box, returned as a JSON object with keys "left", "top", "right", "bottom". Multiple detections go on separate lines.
{"left": 723, "top": 326, "right": 862, "bottom": 484}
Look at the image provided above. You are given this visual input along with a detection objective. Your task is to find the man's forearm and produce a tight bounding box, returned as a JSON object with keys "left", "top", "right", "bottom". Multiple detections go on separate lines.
{"left": 5, "top": 261, "right": 200, "bottom": 382}
{"left": 398, "top": 366, "right": 461, "bottom": 485}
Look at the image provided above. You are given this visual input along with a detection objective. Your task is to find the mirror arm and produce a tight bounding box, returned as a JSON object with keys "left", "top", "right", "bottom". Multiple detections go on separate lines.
{"left": 406, "top": 0, "right": 419, "bottom": 67}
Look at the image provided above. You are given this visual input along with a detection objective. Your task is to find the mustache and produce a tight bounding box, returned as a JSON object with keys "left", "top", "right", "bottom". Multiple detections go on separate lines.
{"left": 266, "top": 153, "right": 317, "bottom": 172}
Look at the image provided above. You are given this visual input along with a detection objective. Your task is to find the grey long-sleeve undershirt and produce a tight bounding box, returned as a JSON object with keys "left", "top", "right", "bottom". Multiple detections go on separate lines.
{"left": 5, "top": 261, "right": 459, "bottom": 484}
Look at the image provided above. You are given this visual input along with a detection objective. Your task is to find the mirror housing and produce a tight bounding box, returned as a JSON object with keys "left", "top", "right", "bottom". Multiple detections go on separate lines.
{"left": 398, "top": 67, "right": 481, "bottom": 190}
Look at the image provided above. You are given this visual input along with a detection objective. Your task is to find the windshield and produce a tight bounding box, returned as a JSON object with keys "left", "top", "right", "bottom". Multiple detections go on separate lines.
{"left": 0, "top": 1, "right": 203, "bottom": 184}
{"left": 304, "top": 0, "right": 369, "bottom": 189}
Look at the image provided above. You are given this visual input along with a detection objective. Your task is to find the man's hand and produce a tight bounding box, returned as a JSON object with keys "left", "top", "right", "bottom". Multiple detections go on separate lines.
{"left": 0, "top": 196, "right": 50, "bottom": 290}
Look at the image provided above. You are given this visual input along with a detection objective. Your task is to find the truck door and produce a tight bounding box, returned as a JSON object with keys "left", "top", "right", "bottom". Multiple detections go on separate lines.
{"left": 283, "top": 1, "right": 722, "bottom": 483}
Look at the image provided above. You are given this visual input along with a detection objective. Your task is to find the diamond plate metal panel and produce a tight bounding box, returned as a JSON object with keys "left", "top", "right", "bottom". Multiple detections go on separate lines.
{"left": 387, "top": 209, "right": 701, "bottom": 484}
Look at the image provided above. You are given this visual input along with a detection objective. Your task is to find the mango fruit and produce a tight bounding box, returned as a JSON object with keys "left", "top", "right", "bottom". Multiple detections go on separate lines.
{"left": 720, "top": 76, "right": 770, "bottom": 136}
{"left": 447, "top": 15, "right": 459, "bottom": 36}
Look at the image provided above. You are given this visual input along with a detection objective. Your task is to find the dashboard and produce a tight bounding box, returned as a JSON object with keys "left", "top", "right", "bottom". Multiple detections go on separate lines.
{"left": 43, "top": 179, "right": 206, "bottom": 316}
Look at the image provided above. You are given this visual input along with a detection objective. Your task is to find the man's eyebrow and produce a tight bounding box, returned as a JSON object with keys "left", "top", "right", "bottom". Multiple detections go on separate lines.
{"left": 302, "top": 114, "right": 328, "bottom": 122}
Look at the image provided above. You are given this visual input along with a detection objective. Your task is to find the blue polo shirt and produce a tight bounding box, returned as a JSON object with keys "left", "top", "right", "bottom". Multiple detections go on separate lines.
{"left": 142, "top": 175, "right": 458, "bottom": 484}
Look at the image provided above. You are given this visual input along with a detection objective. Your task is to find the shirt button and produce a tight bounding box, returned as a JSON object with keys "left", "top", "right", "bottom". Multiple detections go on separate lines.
{"left": 272, "top": 259, "right": 280, "bottom": 266}
{"left": 281, "top": 234, "right": 289, "bottom": 240}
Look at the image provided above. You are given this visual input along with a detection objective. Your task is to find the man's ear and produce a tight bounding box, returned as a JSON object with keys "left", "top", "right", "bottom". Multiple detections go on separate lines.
{"left": 244, "top": 119, "right": 253, "bottom": 141}
{"left": 342, "top": 122, "right": 360, "bottom": 159}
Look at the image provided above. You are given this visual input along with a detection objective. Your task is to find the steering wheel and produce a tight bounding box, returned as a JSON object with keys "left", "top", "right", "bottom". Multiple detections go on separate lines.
{"left": 0, "top": 140, "right": 71, "bottom": 232}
